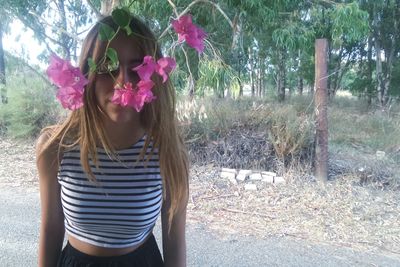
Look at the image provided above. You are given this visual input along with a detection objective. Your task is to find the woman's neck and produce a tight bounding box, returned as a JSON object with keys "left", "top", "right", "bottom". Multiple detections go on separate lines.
{"left": 101, "top": 115, "right": 146, "bottom": 150}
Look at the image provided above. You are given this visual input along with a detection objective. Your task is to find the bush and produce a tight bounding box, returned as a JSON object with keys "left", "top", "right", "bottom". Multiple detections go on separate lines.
{"left": 0, "top": 74, "right": 62, "bottom": 139}
{"left": 176, "top": 96, "right": 316, "bottom": 169}
{"left": 267, "top": 104, "right": 315, "bottom": 163}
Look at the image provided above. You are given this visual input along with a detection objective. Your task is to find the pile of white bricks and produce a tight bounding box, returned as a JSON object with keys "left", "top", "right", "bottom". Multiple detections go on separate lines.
{"left": 220, "top": 168, "right": 285, "bottom": 191}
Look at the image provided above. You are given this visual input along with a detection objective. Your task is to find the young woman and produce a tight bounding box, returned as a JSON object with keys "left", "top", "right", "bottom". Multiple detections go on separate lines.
{"left": 36, "top": 15, "right": 189, "bottom": 267}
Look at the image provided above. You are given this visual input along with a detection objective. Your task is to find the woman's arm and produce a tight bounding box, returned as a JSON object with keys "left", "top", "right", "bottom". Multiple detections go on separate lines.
{"left": 36, "top": 133, "right": 65, "bottom": 267}
{"left": 161, "top": 187, "right": 188, "bottom": 267}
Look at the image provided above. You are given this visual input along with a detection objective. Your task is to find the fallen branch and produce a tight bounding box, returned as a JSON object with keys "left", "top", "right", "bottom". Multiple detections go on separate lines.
{"left": 221, "top": 207, "right": 276, "bottom": 219}
{"left": 199, "top": 193, "right": 237, "bottom": 200}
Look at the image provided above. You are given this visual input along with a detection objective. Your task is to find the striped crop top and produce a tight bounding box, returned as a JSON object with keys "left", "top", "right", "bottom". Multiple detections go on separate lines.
{"left": 57, "top": 135, "right": 163, "bottom": 248}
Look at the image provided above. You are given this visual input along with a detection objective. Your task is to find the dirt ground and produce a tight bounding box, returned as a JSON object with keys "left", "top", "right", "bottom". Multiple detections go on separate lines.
{"left": 1, "top": 137, "right": 399, "bottom": 257}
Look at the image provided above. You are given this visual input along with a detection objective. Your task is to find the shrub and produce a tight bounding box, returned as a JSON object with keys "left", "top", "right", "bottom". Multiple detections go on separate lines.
{"left": 267, "top": 104, "right": 315, "bottom": 163}
{"left": 0, "top": 74, "right": 62, "bottom": 139}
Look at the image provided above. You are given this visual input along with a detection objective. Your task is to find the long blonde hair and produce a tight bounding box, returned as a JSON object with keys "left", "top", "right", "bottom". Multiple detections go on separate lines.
{"left": 38, "top": 15, "right": 189, "bottom": 232}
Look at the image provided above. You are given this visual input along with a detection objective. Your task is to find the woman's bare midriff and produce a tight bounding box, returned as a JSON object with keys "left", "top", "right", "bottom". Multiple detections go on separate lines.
{"left": 67, "top": 233, "right": 151, "bottom": 257}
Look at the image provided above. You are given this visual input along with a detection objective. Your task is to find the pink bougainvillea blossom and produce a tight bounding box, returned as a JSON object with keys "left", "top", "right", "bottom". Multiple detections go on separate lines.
{"left": 110, "top": 81, "right": 155, "bottom": 112}
{"left": 171, "top": 14, "right": 207, "bottom": 53}
{"left": 133, "top": 56, "right": 176, "bottom": 83}
{"left": 185, "top": 26, "right": 206, "bottom": 53}
{"left": 156, "top": 57, "right": 176, "bottom": 83}
{"left": 56, "top": 86, "right": 84, "bottom": 110}
{"left": 136, "top": 80, "right": 155, "bottom": 93}
{"left": 130, "top": 80, "right": 156, "bottom": 112}
{"left": 46, "top": 54, "right": 88, "bottom": 110}
{"left": 47, "top": 54, "right": 88, "bottom": 90}
{"left": 111, "top": 82, "right": 135, "bottom": 107}
{"left": 132, "top": 56, "right": 157, "bottom": 81}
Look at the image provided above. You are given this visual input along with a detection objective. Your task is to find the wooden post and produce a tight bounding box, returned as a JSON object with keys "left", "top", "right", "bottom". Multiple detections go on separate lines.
{"left": 314, "top": 39, "right": 328, "bottom": 183}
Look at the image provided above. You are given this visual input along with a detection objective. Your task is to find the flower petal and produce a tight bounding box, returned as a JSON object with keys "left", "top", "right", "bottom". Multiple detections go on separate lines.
{"left": 156, "top": 57, "right": 176, "bottom": 83}
{"left": 132, "top": 56, "right": 157, "bottom": 81}
{"left": 56, "top": 86, "right": 84, "bottom": 110}
{"left": 171, "top": 14, "right": 207, "bottom": 53}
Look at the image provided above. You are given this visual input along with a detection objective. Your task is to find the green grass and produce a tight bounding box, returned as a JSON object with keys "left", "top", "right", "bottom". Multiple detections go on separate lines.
{"left": 329, "top": 98, "right": 400, "bottom": 159}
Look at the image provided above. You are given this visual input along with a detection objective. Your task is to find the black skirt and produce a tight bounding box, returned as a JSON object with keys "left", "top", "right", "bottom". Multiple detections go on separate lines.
{"left": 57, "top": 233, "right": 164, "bottom": 267}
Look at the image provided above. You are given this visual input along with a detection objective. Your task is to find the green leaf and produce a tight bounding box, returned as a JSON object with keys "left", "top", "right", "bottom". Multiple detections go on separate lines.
{"left": 99, "top": 23, "right": 115, "bottom": 41}
{"left": 124, "top": 25, "right": 133, "bottom": 35}
{"left": 106, "top": 48, "right": 118, "bottom": 65}
{"left": 112, "top": 7, "right": 131, "bottom": 28}
{"left": 88, "top": 57, "right": 97, "bottom": 74}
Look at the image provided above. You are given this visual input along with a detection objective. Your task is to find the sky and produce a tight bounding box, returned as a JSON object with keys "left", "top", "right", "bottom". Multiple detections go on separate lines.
{"left": 3, "top": 20, "right": 46, "bottom": 69}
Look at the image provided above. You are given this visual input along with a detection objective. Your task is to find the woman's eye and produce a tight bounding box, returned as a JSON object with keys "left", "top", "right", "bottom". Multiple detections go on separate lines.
{"left": 97, "top": 62, "right": 119, "bottom": 75}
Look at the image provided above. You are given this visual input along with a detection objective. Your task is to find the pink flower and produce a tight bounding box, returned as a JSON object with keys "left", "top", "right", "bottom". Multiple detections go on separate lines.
{"left": 156, "top": 57, "right": 176, "bottom": 83}
{"left": 132, "top": 56, "right": 157, "bottom": 81}
{"left": 46, "top": 54, "right": 88, "bottom": 90}
{"left": 185, "top": 27, "right": 206, "bottom": 53}
{"left": 46, "top": 54, "right": 88, "bottom": 110}
{"left": 171, "top": 14, "right": 207, "bottom": 53}
{"left": 111, "top": 81, "right": 155, "bottom": 112}
{"left": 133, "top": 56, "right": 176, "bottom": 83}
{"left": 137, "top": 80, "right": 155, "bottom": 93}
{"left": 130, "top": 80, "right": 156, "bottom": 112}
{"left": 111, "top": 82, "right": 135, "bottom": 107}
{"left": 56, "top": 86, "right": 84, "bottom": 110}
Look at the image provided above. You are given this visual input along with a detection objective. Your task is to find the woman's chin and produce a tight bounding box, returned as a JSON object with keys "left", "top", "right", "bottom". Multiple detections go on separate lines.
{"left": 106, "top": 104, "right": 138, "bottom": 123}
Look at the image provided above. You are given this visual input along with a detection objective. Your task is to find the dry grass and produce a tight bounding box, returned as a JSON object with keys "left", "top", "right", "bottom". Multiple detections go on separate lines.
{"left": 1, "top": 137, "right": 400, "bottom": 257}
{"left": 187, "top": 165, "right": 400, "bottom": 255}
{"left": 2, "top": 93, "right": 400, "bottom": 257}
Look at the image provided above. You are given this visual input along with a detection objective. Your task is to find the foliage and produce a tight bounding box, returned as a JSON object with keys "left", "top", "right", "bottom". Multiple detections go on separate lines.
{"left": 1, "top": 0, "right": 398, "bottom": 104}
{"left": 267, "top": 104, "right": 314, "bottom": 162}
{"left": 0, "top": 74, "right": 62, "bottom": 138}
{"left": 196, "top": 58, "right": 240, "bottom": 98}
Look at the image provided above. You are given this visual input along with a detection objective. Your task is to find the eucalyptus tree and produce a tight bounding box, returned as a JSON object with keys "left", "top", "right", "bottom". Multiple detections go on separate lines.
{"left": 360, "top": 0, "right": 399, "bottom": 107}
{"left": 0, "top": 0, "right": 47, "bottom": 103}
{"left": 104, "top": 0, "right": 240, "bottom": 97}
{"left": 0, "top": 9, "right": 11, "bottom": 103}
{"left": 4, "top": 0, "right": 94, "bottom": 63}
{"left": 307, "top": 1, "right": 369, "bottom": 98}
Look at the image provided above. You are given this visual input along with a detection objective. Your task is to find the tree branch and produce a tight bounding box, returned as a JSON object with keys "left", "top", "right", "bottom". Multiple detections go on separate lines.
{"left": 160, "top": 0, "right": 233, "bottom": 40}
{"left": 86, "top": 0, "right": 103, "bottom": 19}
{"left": 28, "top": 10, "right": 82, "bottom": 42}
{"left": 5, "top": 51, "right": 53, "bottom": 87}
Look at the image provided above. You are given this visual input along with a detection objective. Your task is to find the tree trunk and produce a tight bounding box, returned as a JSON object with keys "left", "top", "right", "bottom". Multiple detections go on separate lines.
{"left": 298, "top": 76, "right": 303, "bottom": 96}
{"left": 373, "top": 4, "right": 386, "bottom": 107}
{"left": 57, "top": 0, "right": 71, "bottom": 60}
{"left": 0, "top": 21, "right": 6, "bottom": 104}
{"left": 249, "top": 47, "right": 255, "bottom": 97}
{"left": 232, "top": 13, "right": 243, "bottom": 97}
{"left": 101, "top": 0, "right": 120, "bottom": 16}
{"left": 382, "top": 3, "right": 398, "bottom": 107}
{"left": 257, "top": 53, "right": 262, "bottom": 97}
{"left": 188, "top": 75, "right": 195, "bottom": 99}
{"left": 314, "top": 39, "right": 329, "bottom": 184}
{"left": 261, "top": 57, "right": 265, "bottom": 97}
{"left": 366, "top": 34, "right": 372, "bottom": 105}
{"left": 277, "top": 49, "right": 285, "bottom": 102}
{"left": 238, "top": 52, "right": 243, "bottom": 97}
{"left": 298, "top": 50, "right": 303, "bottom": 96}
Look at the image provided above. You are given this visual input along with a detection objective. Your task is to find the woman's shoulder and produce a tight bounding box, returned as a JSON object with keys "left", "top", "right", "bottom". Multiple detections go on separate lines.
{"left": 35, "top": 126, "right": 65, "bottom": 161}
{"left": 35, "top": 128, "right": 59, "bottom": 156}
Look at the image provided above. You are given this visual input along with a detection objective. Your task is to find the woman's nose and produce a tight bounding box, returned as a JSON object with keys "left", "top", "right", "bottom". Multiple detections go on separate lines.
{"left": 115, "top": 66, "right": 130, "bottom": 86}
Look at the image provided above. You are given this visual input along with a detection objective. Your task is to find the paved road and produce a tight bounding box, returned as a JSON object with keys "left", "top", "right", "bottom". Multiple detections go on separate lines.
{"left": 1, "top": 185, "right": 399, "bottom": 267}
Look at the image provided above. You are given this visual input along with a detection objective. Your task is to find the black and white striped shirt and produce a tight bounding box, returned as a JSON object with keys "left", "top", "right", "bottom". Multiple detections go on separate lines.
{"left": 57, "top": 135, "right": 163, "bottom": 248}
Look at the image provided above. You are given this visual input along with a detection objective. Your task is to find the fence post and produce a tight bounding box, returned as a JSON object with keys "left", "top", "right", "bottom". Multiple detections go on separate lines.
{"left": 314, "top": 38, "right": 329, "bottom": 183}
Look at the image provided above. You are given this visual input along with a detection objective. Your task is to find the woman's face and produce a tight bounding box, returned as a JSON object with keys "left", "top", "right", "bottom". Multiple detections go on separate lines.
{"left": 94, "top": 32, "right": 144, "bottom": 124}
